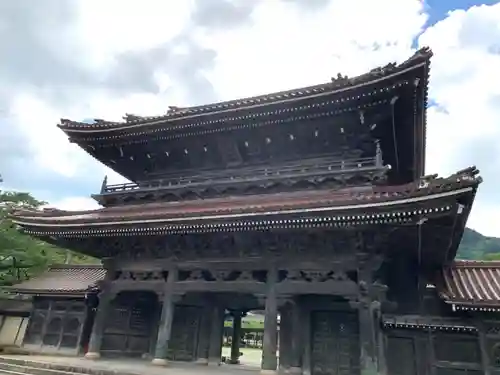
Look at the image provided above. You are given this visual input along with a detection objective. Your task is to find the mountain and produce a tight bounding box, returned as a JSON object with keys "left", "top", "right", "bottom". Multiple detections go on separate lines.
{"left": 457, "top": 228, "right": 500, "bottom": 260}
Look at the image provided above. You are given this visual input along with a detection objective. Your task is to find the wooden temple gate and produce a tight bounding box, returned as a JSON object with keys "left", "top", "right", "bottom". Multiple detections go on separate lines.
{"left": 10, "top": 48, "right": 491, "bottom": 374}
{"left": 80, "top": 238, "right": 388, "bottom": 375}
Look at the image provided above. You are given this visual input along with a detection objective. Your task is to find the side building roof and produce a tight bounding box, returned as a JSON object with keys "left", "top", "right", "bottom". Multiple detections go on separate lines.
{"left": 7, "top": 264, "right": 106, "bottom": 297}
{"left": 438, "top": 260, "right": 500, "bottom": 311}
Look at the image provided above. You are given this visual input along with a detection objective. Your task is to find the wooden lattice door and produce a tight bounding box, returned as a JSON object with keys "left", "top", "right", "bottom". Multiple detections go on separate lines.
{"left": 101, "top": 292, "right": 157, "bottom": 356}
{"left": 311, "top": 311, "right": 360, "bottom": 375}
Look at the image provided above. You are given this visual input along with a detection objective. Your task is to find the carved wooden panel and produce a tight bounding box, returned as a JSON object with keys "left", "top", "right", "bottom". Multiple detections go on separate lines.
{"left": 311, "top": 311, "right": 360, "bottom": 375}
{"left": 106, "top": 229, "right": 366, "bottom": 261}
{"left": 284, "top": 269, "right": 350, "bottom": 283}
{"left": 167, "top": 306, "right": 201, "bottom": 361}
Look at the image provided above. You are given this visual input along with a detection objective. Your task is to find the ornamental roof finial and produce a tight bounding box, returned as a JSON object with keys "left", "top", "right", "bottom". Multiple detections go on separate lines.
{"left": 100, "top": 175, "right": 108, "bottom": 194}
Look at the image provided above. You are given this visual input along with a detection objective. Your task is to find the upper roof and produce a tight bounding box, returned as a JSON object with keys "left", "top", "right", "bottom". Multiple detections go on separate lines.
{"left": 438, "top": 260, "right": 500, "bottom": 311}
{"left": 10, "top": 166, "right": 480, "bottom": 237}
{"left": 58, "top": 47, "right": 432, "bottom": 135}
{"left": 8, "top": 265, "right": 106, "bottom": 296}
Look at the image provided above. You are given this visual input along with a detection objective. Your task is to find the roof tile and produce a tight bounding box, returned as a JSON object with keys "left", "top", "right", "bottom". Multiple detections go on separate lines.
{"left": 439, "top": 260, "right": 500, "bottom": 308}
{"left": 9, "top": 265, "right": 106, "bottom": 295}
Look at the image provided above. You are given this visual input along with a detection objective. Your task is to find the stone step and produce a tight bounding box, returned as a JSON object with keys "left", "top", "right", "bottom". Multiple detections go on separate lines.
{"left": 0, "top": 362, "right": 79, "bottom": 375}
{"left": 0, "top": 368, "right": 31, "bottom": 375}
{"left": 0, "top": 357, "right": 136, "bottom": 375}
{"left": 0, "top": 368, "right": 30, "bottom": 375}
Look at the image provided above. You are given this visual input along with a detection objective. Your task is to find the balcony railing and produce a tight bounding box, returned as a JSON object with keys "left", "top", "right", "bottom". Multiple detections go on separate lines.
{"left": 101, "top": 156, "right": 386, "bottom": 194}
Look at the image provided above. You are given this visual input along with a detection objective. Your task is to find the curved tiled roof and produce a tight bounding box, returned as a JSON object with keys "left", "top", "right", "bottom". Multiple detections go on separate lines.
{"left": 10, "top": 166, "right": 480, "bottom": 237}
{"left": 439, "top": 260, "right": 500, "bottom": 310}
{"left": 8, "top": 265, "right": 106, "bottom": 295}
{"left": 57, "top": 47, "right": 432, "bottom": 134}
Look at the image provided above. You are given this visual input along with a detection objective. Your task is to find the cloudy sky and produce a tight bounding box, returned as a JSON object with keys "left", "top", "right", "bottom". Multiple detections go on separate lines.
{"left": 0, "top": 0, "right": 499, "bottom": 236}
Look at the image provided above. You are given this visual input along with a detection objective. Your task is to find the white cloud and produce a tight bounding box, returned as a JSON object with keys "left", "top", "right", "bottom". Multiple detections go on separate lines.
{"left": 419, "top": 3, "right": 500, "bottom": 236}
{"left": 4, "top": 0, "right": 500, "bottom": 237}
{"left": 47, "top": 196, "right": 101, "bottom": 211}
{"left": 204, "top": 0, "right": 427, "bottom": 99}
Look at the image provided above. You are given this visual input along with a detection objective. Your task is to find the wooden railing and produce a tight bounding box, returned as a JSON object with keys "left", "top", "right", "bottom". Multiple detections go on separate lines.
{"left": 101, "top": 156, "right": 385, "bottom": 194}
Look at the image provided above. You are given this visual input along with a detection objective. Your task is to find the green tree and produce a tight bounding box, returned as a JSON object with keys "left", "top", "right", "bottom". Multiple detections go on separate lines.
{"left": 0, "top": 188, "right": 98, "bottom": 287}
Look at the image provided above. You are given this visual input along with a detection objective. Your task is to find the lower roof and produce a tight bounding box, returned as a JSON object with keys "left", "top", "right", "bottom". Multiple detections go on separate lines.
{"left": 8, "top": 264, "right": 105, "bottom": 296}
{"left": 10, "top": 167, "right": 481, "bottom": 237}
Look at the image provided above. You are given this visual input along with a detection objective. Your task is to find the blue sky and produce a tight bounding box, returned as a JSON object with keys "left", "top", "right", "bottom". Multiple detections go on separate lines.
{"left": 1, "top": 0, "right": 500, "bottom": 236}
{"left": 426, "top": 0, "right": 499, "bottom": 24}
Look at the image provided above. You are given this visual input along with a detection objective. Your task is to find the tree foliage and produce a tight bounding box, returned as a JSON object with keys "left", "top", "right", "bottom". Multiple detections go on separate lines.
{"left": 0, "top": 189, "right": 98, "bottom": 287}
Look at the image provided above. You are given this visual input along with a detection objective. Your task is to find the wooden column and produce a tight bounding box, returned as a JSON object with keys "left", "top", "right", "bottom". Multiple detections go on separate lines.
{"left": 289, "top": 301, "right": 303, "bottom": 374}
{"left": 278, "top": 306, "right": 292, "bottom": 372}
{"left": 195, "top": 304, "right": 212, "bottom": 365}
{"left": 301, "top": 305, "right": 312, "bottom": 375}
{"left": 229, "top": 311, "right": 243, "bottom": 364}
{"left": 208, "top": 304, "right": 225, "bottom": 365}
{"left": 477, "top": 320, "right": 491, "bottom": 375}
{"left": 85, "top": 289, "right": 114, "bottom": 359}
{"left": 151, "top": 269, "right": 177, "bottom": 366}
{"left": 357, "top": 252, "right": 379, "bottom": 375}
{"left": 261, "top": 268, "right": 279, "bottom": 374}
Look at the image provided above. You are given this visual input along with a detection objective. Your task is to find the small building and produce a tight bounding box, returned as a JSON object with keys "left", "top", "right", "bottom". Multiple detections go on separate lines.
{"left": 7, "top": 265, "right": 105, "bottom": 356}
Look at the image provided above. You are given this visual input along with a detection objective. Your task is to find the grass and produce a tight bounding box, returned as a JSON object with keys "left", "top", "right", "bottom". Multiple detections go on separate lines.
{"left": 224, "top": 314, "right": 265, "bottom": 330}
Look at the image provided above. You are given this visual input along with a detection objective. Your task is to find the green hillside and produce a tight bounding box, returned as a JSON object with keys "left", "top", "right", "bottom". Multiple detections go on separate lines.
{"left": 458, "top": 228, "right": 500, "bottom": 260}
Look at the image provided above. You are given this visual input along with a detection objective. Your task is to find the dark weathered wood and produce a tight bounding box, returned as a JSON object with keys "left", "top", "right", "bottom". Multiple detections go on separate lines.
{"left": 195, "top": 305, "right": 212, "bottom": 364}
{"left": 301, "top": 305, "right": 312, "bottom": 375}
{"left": 85, "top": 291, "right": 114, "bottom": 359}
{"left": 276, "top": 280, "right": 358, "bottom": 296}
{"left": 261, "top": 268, "right": 279, "bottom": 372}
{"left": 174, "top": 281, "right": 267, "bottom": 294}
{"left": 151, "top": 269, "right": 177, "bottom": 365}
{"left": 476, "top": 320, "right": 490, "bottom": 375}
{"left": 289, "top": 302, "right": 302, "bottom": 372}
{"left": 278, "top": 306, "right": 291, "bottom": 372}
{"left": 208, "top": 305, "right": 225, "bottom": 365}
{"left": 356, "top": 252, "right": 378, "bottom": 375}
{"left": 229, "top": 311, "right": 243, "bottom": 364}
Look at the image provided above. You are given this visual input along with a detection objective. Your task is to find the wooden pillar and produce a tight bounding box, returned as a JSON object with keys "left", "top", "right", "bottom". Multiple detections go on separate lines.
{"left": 477, "top": 320, "right": 491, "bottom": 375}
{"left": 301, "top": 304, "right": 312, "bottom": 375}
{"left": 289, "top": 301, "right": 302, "bottom": 374}
{"left": 357, "top": 252, "right": 379, "bottom": 375}
{"left": 278, "top": 306, "right": 291, "bottom": 372}
{"left": 195, "top": 304, "right": 212, "bottom": 365}
{"left": 85, "top": 289, "right": 114, "bottom": 359}
{"left": 229, "top": 311, "right": 243, "bottom": 364}
{"left": 261, "top": 268, "right": 278, "bottom": 374}
{"left": 151, "top": 269, "right": 177, "bottom": 366}
{"left": 208, "top": 304, "right": 225, "bottom": 365}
